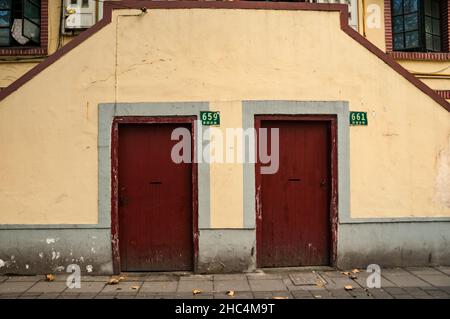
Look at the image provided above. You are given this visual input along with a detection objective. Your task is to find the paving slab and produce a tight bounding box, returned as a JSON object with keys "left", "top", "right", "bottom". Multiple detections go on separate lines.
{"left": 213, "top": 274, "right": 247, "bottom": 281}
{"left": 249, "top": 279, "right": 287, "bottom": 292}
{"left": 37, "top": 293, "right": 60, "bottom": 299}
{"left": 0, "top": 294, "right": 19, "bottom": 299}
{"left": 177, "top": 280, "right": 213, "bottom": 293}
{"left": 382, "top": 273, "right": 431, "bottom": 287}
{"left": 247, "top": 272, "right": 283, "bottom": 280}
{"left": 18, "top": 294, "right": 40, "bottom": 299}
{"left": 214, "top": 279, "right": 251, "bottom": 292}
{"left": 392, "top": 294, "right": 413, "bottom": 299}
{"left": 289, "top": 272, "right": 325, "bottom": 286}
{"left": 5, "top": 276, "right": 43, "bottom": 283}
{"left": 436, "top": 266, "right": 450, "bottom": 275}
{"left": 381, "top": 268, "right": 411, "bottom": 276}
{"left": 290, "top": 290, "right": 314, "bottom": 299}
{"left": 405, "top": 267, "right": 443, "bottom": 275}
{"left": 413, "top": 274, "right": 450, "bottom": 287}
{"left": 384, "top": 287, "right": 407, "bottom": 295}
{"left": 252, "top": 291, "right": 275, "bottom": 299}
{"left": 63, "top": 281, "right": 106, "bottom": 294}
{"left": 144, "top": 274, "right": 179, "bottom": 282}
{"left": 140, "top": 281, "right": 178, "bottom": 293}
{"left": 27, "top": 281, "right": 67, "bottom": 294}
{"left": 76, "top": 294, "right": 98, "bottom": 299}
{"left": 214, "top": 291, "right": 254, "bottom": 299}
{"left": 179, "top": 275, "right": 213, "bottom": 281}
{"left": 0, "top": 281, "right": 36, "bottom": 294}
{"left": 100, "top": 281, "right": 143, "bottom": 294}
{"left": 80, "top": 276, "right": 111, "bottom": 282}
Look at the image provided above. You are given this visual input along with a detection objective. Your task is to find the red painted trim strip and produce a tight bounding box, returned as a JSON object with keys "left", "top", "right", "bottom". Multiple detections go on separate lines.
{"left": 388, "top": 51, "right": 450, "bottom": 61}
{"left": 0, "top": 1, "right": 448, "bottom": 111}
{"left": 436, "top": 90, "right": 450, "bottom": 99}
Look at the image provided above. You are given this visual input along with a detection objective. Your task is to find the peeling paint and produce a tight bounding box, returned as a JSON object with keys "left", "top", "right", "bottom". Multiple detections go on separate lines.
{"left": 0, "top": 259, "right": 4, "bottom": 268}
{"left": 46, "top": 238, "right": 56, "bottom": 244}
{"left": 86, "top": 265, "right": 93, "bottom": 273}
{"left": 38, "top": 252, "right": 44, "bottom": 258}
{"left": 25, "top": 264, "right": 29, "bottom": 269}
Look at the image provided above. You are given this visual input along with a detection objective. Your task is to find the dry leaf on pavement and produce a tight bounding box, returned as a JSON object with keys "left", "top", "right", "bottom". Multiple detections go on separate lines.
{"left": 273, "top": 296, "right": 289, "bottom": 299}
{"left": 344, "top": 285, "right": 353, "bottom": 291}
{"left": 107, "top": 277, "right": 119, "bottom": 285}
{"left": 192, "top": 289, "right": 202, "bottom": 295}
{"left": 226, "top": 290, "right": 235, "bottom": 297}
{"left": 45, "top": 274, "right": 54, "bottom": 282}
{"left": 131, "top": 285, "right": 140, "bottom": 290}
{"left": 351, "top": 269, "right": 360, "bottom": 273}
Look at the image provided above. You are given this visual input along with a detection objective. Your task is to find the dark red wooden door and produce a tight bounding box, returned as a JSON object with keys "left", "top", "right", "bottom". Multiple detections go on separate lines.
{"left": 258, "top": 119, "right": 331, "bottom": 267}
{"left": 118, "top": 123, "right": 193, "bottom": 271}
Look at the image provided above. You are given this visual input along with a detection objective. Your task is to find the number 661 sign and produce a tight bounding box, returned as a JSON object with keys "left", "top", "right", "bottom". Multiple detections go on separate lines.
{"left": 349, "top": 111, "right": 368, "bottom": 126}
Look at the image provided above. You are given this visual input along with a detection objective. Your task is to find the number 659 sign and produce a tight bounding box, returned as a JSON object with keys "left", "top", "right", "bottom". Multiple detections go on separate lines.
{"left": 200, "top": 111, "right": 220, "bottom": 126}
{"left": 349, "top": 111, "right": 368, "bottom": 126}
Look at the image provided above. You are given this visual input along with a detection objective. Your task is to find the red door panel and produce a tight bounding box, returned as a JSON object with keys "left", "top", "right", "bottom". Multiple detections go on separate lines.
{"left": 258, "top": 120, "right": 331, "bottom": 267}
{"left": 118, "top": 123, "right": 193, "bottom": 271}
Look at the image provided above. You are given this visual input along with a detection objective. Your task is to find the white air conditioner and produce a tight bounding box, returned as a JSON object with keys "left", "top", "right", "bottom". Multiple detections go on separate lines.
{"left": 314, "top": 0, "right": 359, "bottom": 31}
{"left": 64, "top": 0, "right": 95, "bottom": 31}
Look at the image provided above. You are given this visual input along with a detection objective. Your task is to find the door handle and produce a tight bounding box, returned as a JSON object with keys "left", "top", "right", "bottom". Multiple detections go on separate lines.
{"left": 119, "top": 187, "right": 126, "bottom": 207}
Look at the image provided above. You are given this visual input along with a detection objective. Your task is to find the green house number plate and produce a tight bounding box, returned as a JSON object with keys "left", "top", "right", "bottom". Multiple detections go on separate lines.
{"left": 200, "top": 111, "right": 220, "bottom": 126}
{"left": 350, "top": 111, "right": 368, "bottom": 126}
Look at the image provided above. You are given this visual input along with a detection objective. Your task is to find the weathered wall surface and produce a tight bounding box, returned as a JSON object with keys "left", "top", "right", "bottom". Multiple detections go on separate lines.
{"left": 0, "top": 7, "right": 449, "bottom": 273}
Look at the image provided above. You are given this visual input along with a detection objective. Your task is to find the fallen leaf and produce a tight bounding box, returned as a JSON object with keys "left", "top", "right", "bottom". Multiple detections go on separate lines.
{"left": 315, "top": 280, "right": 325, "bottom": 287}
{"left": 131, "top": 285, "right": 140, "bottom": 290}
{"left": 351, "top": 269, "right": 360, "bottom": 273}
{"left": 226, "top": 290, "right": 235, "bottom": 297}
{"left": 118, "top": 275, "right": 127, "bottom": 281}
{"left": 45, "top": 274, "right": 54, "bottom": 282}
{"left": 192, "top": 289, "right": 202, "bottom": 295}
{"left": 314, "top": 295, "right": 322, "bottom": 298}
{"left": 273, "top": 296, "right": 289, "bottom": 299}
{"left": 341, "top": 271, "right": 351, "bottom": 276}
{"left": 349, "top": 275, "right": 358, "bottom": 280}
{"left": 344, "top": 285, "right": 353, "bottom": 291}
{"left": 107, "top": 277, "right": 119, "bottom": 285}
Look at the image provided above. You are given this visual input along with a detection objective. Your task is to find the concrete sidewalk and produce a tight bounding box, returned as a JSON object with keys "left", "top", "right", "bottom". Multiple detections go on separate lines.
{"left": 1, "top": 266, "right": 450, "bottom": 299}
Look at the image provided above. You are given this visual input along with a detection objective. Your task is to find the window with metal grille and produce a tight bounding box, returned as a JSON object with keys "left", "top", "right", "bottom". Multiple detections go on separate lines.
{"left": 392, "top": 0, "right": 443, "bottom": 52}
{"left": 0, "top": 0, "right": 40, "bottom": 47}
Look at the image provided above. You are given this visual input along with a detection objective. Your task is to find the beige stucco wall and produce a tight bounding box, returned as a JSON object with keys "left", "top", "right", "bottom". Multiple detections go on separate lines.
{"left": 0, "top": 8, "right": 449, "bottom": 225}
{"left": 1, "top": 0, "right": 448, "bottom": 92}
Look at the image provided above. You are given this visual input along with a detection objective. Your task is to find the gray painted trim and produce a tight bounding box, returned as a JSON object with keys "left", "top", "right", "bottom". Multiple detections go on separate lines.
{"left": 242, "top": 100, "right": 350, "bottom": 228}
{"left": 337, "top": 221, "right": 450, "bottom": 268}
{"left": 99, "top": 102, "right": 211, "bottom": 230}
{"left": 340, "top": 217, "right": 450, "bottom": 224}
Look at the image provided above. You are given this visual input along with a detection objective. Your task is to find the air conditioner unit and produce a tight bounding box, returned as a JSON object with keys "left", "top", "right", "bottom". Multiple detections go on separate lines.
{"left": 64, "top": 0, "right": 95, "bottom": 31}
{"left": 314, "top": 0, "right": 358, "bottom": 31}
